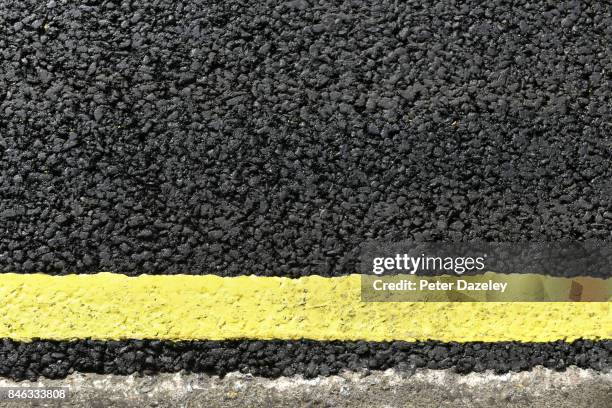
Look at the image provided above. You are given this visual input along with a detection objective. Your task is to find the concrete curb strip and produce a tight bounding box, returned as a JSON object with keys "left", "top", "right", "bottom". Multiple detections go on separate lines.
{"left": 0, "top": 367, "right": 609, "bottom": 408}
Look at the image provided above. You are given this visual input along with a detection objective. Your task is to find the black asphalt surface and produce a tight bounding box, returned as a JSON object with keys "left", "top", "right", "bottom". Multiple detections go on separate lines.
{"left": 0, "top": 339, "right": 609, "bottom": 381}
{"left": 0, "top": 0, "right": 610, "bottom": 382}
{"left": 1, "top": 0, "right": 610, "bottom": 277}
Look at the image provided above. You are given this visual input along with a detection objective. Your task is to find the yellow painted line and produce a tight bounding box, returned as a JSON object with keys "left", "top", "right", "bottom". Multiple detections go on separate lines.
{"left": 0, "top": 273, "right": 609, "bottom": 342}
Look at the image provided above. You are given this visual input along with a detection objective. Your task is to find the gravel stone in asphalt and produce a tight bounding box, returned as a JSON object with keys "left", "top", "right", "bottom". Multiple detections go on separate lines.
{"left": 0, "top": 339, "right": 609, "bottom": 381}
{"left": 0, "top": 1, "right": 610, "bottom": 277}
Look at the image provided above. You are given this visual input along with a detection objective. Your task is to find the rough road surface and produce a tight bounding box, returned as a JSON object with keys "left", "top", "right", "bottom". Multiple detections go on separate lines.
{"left": 1, "top": 0, "right": 610, "bottom": 277}
{"left": 0, "top": 1, "right": 610, "bottom": 405}
{"left": 1, "top": 339, "right": 609, "bottom": 381}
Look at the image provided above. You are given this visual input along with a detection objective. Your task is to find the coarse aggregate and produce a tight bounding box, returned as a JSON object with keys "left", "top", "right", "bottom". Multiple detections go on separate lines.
{"left": 0, "top": 0, "right": 610, "bottom": 277}
{"left": 0, "top": 339, "right": 609, "bottom": 381}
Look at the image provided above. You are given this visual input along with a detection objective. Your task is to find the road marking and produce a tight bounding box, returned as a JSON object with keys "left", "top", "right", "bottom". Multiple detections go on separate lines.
{"left": 0, "top": 273, "right": 609, "bottom": 342}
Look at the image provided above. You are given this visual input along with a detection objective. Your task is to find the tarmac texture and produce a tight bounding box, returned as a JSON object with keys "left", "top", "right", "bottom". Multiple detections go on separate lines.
{"left": 0, "top": 0, "right": 610, "bottom": 277}
{"left": 0, "top": 339, "right": 609, "bottom": 382}
{"left": 0, "top": 0, "right": 610, "bottom": 393}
